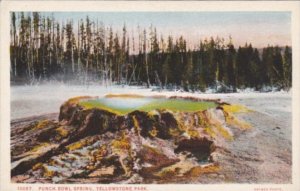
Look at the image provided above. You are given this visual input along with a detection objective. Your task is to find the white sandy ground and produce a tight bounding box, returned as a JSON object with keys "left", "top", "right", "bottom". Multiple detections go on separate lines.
{"left": 10, "top": 84, "right": 292, "bottom": 183}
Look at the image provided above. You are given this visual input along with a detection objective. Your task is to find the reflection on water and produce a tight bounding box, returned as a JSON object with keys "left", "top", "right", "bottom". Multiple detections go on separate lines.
{"left": 98, "top": 97, "right": 156, "bottom": 109}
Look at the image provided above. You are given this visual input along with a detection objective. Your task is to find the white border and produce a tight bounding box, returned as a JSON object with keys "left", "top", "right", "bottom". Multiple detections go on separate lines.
{"left": 1, "top": 1, "right": 300, "bottom": 191}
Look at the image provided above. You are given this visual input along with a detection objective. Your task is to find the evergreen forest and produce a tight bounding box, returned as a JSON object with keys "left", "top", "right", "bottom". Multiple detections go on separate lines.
{"left": 10, "top": 12, "right": 292, "bottom": 92}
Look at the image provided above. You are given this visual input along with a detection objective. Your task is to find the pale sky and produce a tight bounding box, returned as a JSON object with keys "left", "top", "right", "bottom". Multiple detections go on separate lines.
{"left": 18, "top": 12, "right": 291, "bottom": 49}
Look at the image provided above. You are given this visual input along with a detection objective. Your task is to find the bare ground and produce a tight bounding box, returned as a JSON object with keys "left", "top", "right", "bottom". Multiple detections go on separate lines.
{"left": 10, "top": 89, "right": 292, "bottom": 184}
{"left": 196, "top": 96, "right": 292, "bottom": 183}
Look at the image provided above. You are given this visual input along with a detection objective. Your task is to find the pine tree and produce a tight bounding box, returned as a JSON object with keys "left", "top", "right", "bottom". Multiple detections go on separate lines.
{"left": 108, "top": 27, "right": 114, "bottom": 83}
{"left": 149, "top": 26, "right": 160, "bottom": 85}
{"left": 65, "top": 21, "right": 74, "bottom": 78}
{"left": 162, "top": 36, "right": 173, "bottom": 87}
{"left": 251, "top": 48, "right": 261, "bottom": 89}
{"left": 183, "top": 50, "right": 193, "bottom": 91}
{"left": 196, "top": 41, "right": 207, "bottom": 91}
{"left": 245, "top": 43, "right": 253, "bottom": 87}
{"left": 113, "top": 33, "right": 121, "bottom": 83}
{"left": 143, "top": 29, "right": 150, "bottom": 87}
{"left": 283, "top": 46, "right": 292, "bottom": 88}
{"left": 10, "top": 12, "right": 17, "bottom": 78}
{"left": 225, "top": 40, "right": 236, "bottom": 90}
{"left": 273, "top": 46, "right": 284, "bottom": 87}
{"left": 121, "top": 24, "right": 127, "bottom": 83}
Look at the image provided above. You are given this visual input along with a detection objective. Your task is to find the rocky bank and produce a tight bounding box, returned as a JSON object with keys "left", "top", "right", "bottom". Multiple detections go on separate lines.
{"left": 11, "top": 95, "right": 257, "bottom": 183}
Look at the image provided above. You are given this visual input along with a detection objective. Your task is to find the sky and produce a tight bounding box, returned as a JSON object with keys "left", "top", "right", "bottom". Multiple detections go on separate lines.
{"left": 19, "top": 12, "right": 291, "bottom": 49}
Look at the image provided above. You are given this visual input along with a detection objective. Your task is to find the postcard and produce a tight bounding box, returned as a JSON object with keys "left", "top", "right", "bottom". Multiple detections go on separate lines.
{"left": 1, "top": 1, "right": 300, "bottom": 191}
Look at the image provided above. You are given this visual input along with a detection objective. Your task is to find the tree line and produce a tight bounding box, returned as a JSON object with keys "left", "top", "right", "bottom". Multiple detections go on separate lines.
{"left": 10, "top": 12, "right": 292, "bottom": 91}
